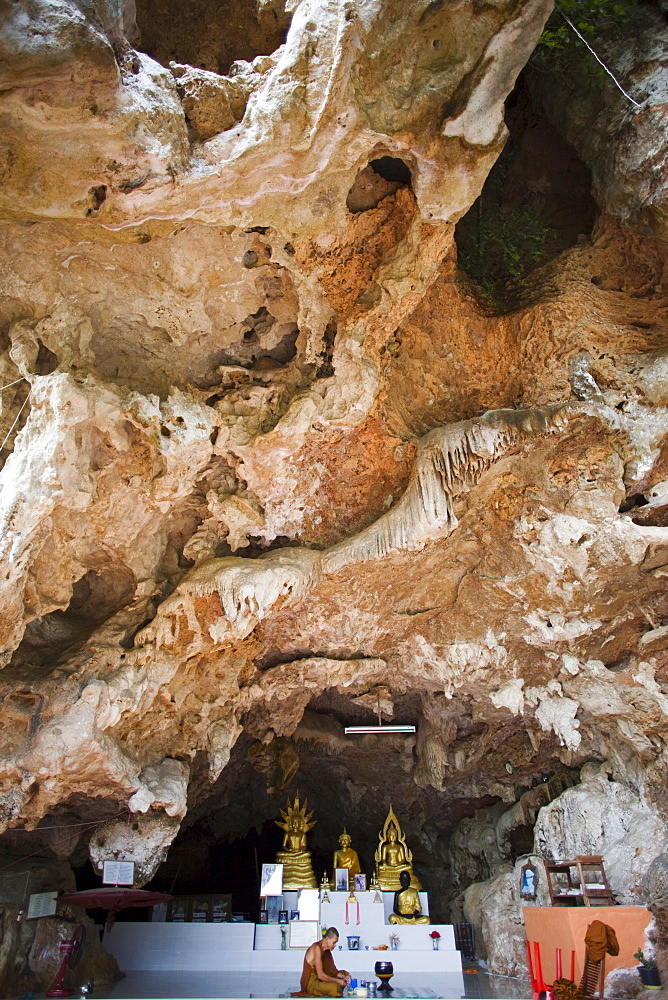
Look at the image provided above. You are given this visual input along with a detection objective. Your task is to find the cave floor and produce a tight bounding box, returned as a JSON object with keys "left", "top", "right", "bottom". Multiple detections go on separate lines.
{"left": 37, "top": 964, "right": 532, "bottom": 1000}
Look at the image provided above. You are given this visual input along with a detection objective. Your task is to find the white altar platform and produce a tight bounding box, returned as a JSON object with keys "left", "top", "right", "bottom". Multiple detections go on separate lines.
{"left": 103, "top": 890, "right": 463, "bottom": 989}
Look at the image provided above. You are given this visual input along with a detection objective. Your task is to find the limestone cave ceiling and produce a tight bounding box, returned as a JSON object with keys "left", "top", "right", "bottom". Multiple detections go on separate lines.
{"left": 0, "top": 0, "right": 667, "bottom": 924}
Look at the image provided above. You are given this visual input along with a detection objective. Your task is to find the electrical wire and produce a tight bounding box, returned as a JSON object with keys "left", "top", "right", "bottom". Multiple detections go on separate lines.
{"left": 0, "top": 808, "right": 131, "bottom": 873}
{"left": 559, "top": 10, "right": 643, "bottom": 108}
{"left": 0, "top": 376, "right": 28, "bottom": 393}
{"left": 0, "top": 388, "right": 31, "bottom": 453}
{"left": 9, "top": 818, "right": 121, "bottom": 832}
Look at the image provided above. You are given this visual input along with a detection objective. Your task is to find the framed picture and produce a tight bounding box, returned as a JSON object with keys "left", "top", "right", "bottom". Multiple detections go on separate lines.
{"left": 520, "top": 862, "right": 538, "bottom": 900}
{"left": 290, "top": 910, "right": 300, "bottom": 921}
{"left": 279, "top": 910, "right": 289, "bottom": 924}
{"left": 261, "top": 863, "right": 283, "bottom": 896}
{"left": 190, "top": 899, "right": 210, "bottom": 923}
{"left": 335, "top": 868, "right": 349, "bottom": 892}
{"left": 258, "top": 909, "right": 268, "bottom": 924}
{"left": 212, "top": 897, "right": 232, "bottom": 923}
{"left": 354, "top": 874, "right": 367, "bottom": 892}
{"left": 266, "top": 896, "right": 283, "bottom": 922}
{"left": 168, "top": 900, "right": 188, "bottom": 922}
{"left": 290, "top": 919, "right": 319, "bottom": 949}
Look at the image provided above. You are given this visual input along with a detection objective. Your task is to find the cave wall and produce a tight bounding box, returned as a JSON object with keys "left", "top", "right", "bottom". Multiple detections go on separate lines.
{"left": 0, "top": 858, "right": 120, "bottom": 996}
{"left": 0, "top": 0, "right": 667, "bottom": 986}
{"left": 453, "top": 760, "right": 668, "bottom": 973}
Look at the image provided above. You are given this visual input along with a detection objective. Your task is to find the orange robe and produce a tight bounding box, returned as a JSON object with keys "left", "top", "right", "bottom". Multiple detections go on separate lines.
{"left": 292, "top": 947, "right": 347, "bottom": 997}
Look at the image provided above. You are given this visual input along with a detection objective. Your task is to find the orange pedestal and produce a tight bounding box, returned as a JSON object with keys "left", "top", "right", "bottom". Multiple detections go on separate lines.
{"left": 524, "top": 906, "right": 651, "bottom": 985}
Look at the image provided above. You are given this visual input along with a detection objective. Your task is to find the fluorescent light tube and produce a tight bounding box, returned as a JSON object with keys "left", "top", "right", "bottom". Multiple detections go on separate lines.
{"left": 344, "top": 725, "right": 416, "bottom": 734}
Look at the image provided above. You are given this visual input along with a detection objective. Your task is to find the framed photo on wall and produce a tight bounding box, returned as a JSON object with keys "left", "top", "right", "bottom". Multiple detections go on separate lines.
{"left": 258, "top": 909, "right": 268, "bottom": 924}
{"left": 279, "top": 910, "right": 289, "bottom": 924}
{"left": 290, "top": 910, "right": 300, "bottom": 921}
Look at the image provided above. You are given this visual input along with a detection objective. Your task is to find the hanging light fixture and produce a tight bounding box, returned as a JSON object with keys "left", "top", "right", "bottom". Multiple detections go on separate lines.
{"left": 344, "top": 691, "right": 416, "bottom": 734}
{"left": 344, "top": 724, "right": 416, "bottom": 734}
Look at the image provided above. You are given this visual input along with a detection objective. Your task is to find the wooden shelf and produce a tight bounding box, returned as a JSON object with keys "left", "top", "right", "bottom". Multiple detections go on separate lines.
{"left": 543, "top": 856, "right": 615, "bottom": 907}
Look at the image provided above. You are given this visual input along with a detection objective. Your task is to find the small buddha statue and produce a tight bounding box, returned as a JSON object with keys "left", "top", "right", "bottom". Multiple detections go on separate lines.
{"left": 374, "top": 805, "right": 422, "bottom": 891}
{"left": 332, "top": 829, "right": 362, "bottom": 890}
{"left": 388, "top": 870, "right": 430, "bottom": 924}
{"left": 275, "top": 793, "right": 317, "bottom": 889}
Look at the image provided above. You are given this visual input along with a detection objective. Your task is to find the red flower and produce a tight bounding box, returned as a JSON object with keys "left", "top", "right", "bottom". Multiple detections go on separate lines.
{"left": 430, "top": 931, "right": 441, "bottom": 939}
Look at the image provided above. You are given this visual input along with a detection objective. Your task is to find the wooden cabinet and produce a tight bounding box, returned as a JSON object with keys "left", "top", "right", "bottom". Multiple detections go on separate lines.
{"left": 166, "top": 893, "right": 232, "bottom": 922}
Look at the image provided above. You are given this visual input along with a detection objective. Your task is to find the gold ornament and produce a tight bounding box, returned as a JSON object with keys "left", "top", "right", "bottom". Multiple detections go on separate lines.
{"left": 374, "top": 805, "right": 422, "bottom": 891}
{"left": 275, "top": 792, "right": 317, "bottom": 889}
{"left": 369, "top": 872, "right": 383, "bottom": 903}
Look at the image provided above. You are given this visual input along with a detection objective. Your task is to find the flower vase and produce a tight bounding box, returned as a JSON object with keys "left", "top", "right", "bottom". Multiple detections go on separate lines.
{"left": 432, "top": 939, "right": 439, "bottom": 950}
{"left": 390, "top": 941, "right": 398, "bottom": 951}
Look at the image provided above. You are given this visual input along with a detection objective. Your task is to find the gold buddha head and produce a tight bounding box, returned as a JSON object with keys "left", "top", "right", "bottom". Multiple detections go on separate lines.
{"left": 387, "top": 824, "right": 398, "bottom": 843}
{"left": 339, "top": 830, "right": 351, "bottom": 848}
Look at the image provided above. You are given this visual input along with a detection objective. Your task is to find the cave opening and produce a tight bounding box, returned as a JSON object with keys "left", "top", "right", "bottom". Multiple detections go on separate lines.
{"left": 369, "top": 158, "right": 412, "bottom": 186}
{"left": 346, "top": 157, "right": 413, "bottom": 213}
{"left": 134, "top": 0, "right": 293, "bottom": 76}
{"left": 455, "top": 71, "right": 597, "bottom": 309}
{"left": 9, "top": 564, "right": 137, "bottom": 670}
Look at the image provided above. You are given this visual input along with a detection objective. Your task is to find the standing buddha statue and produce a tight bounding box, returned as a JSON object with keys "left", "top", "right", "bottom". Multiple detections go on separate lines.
{"left": 275, "top": 792, "right": 317, "bottom": 889}
{"left": 374, "top": 805, "right": 422, "bottom": 891}
{"left": 331, "top": 829, "right": 362, "bottom": 890}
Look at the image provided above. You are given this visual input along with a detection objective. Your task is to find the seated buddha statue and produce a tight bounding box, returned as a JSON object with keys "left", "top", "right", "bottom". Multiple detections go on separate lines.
{"left": 389, "top": 869, "right": 430, "bottom": 924}
{"left": 332, "top": 829, "right": 362, "bottom": 890}
{"left": 374, "top": 806, "right": 422, "bottom": 891}
{"left": 275, "top": 793, "right": 317, "bottom": 889}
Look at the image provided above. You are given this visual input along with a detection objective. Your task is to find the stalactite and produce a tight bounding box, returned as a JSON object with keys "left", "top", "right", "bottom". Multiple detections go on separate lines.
{"left": 322, "top": 407, "right": 561, "bottom": 573}
{"left": 137, "top": 406, "right": 563, "bottom": 650}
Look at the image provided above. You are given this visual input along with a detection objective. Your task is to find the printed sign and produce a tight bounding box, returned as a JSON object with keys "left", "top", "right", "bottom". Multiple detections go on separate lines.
{"left": 289, "top": 919, "right": 319, "bottom": 949}
{"left": 27, "top": 891, "right": 57, "bottom": 919}
{"left": 102, "top": 860, "right": 135, "bottom": 885}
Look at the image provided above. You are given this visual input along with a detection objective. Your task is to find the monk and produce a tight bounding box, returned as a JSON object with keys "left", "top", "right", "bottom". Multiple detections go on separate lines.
{"left": 292, "top": 927, "right": 350, "bottom": 997}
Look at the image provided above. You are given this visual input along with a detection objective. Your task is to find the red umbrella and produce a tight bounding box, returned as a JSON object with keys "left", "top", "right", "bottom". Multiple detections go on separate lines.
{"left": 58, "top": 887, "right": 172, "bottom": 932}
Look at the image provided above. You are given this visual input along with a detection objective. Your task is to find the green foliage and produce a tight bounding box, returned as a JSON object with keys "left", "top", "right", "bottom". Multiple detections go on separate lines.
{"left": 538, "top": 0, "right": 640, "bottom": 55}
{"left": 458, "top": 207, "right": 555, "bottom": 305}
{"left": 634, "top": 950, "right": 658, "bottom": 970}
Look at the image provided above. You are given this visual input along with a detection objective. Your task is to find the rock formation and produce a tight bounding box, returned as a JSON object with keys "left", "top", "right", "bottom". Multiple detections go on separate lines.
{"left": 0, "top": 0, "right": 667, "bottom": 990}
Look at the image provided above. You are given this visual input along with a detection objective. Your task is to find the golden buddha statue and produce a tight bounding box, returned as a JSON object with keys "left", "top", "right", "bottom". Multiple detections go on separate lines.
{"left": 332, "top": 829, "right": 362, "bottom": 890}
{"left": 275, "top": 793, "right": 317, "bottom": 889}
{"left": 388, "top": 870, "right": 430, "bottom": 924}
{"left": 374, "top": 805, "right": 422, "bottom": 891}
